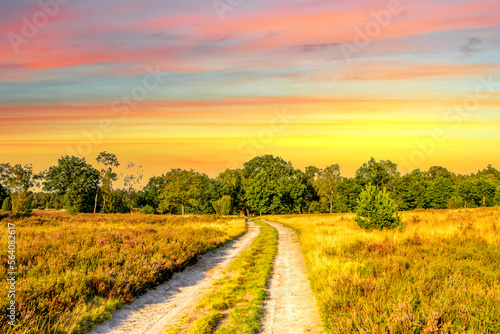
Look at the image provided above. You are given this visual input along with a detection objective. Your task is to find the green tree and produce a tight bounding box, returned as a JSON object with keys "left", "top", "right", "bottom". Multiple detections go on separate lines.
{"left": 95, "top": 151, "right": 120, "bottom": 213}
{"left": 456, "top": 179, "right": 482, "bottom": 208}
{"left": 2, "top": 197, "right": 12, "bottom": 211}
{"left": 138, "top": 176, "right": 167, "bottom": 211}
{"left": 212, "top": 195, "right": 232, "bottom": 215}
{"left": 303, "top": 166, "right": 321, "bottom": 206}
{"left": 335, "top": 178, "right": 363, "bottom": 212}
{"left": 355, "top": 157, "right": 400, "bottom": 191}
{"left": 494, "top": 186, "right": 500, "bottom": 206}
{"left": 42, "top": 156, "right": 100, "bottom": 213}
{"left": 354, "top": 184, "right": 402, "bottom": 230}
{"left": 0, "top": 184, "right": 7, "bottom": 204}
{"left": 0, "top": 163, "right": 36, "bottom": 214}
{"left": 426, "top": 176, "right": 455, "bottom": 209}
{"left": 448, "top": 195, "right": 464, "bottom": 209}
{"left": 395, "top": 169, "right": 428, "bottom": 210}
{"left": 215, "top": 169, "right": 244, "bottom": 215}
{"left": 122, "top": 162, "right": 144, "bottom": 213}
{"left": 243, "top": 155, "right": 306, "bottom": 215}
{"left": 427, "top": 166, "right": 453, "bottom": 180}
{"left": 107, "top": 189, "right": 129, "bottom": 213}
{"left": 474, "top": 178, "right": 496, "bottom": 207}
{"left": 245, "top": 171, "right": 280, "bottom": 215}
{"left": 159, "top": 169, "right": 209, "bottom": 216}
{"left": 314, "top": 164, "right": 342, "bottom": 213}
{"left": 475, "top": 164, "right": 500, "bottom": 184}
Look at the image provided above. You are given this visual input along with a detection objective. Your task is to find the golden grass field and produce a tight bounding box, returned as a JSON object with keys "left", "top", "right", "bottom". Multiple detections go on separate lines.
{"left": 0, "top": 212, "right": 246, "bottom": 334}
{"left": 269, "top": 208, "right": 500, "bottom": 333}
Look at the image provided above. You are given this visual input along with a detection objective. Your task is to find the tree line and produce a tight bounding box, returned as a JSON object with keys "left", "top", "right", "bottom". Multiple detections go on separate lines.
{"left": 1, "top": 153, "right": 500, "bottom": 215}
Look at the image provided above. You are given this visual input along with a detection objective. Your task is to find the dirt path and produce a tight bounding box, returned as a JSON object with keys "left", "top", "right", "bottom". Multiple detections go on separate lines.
{"left": 89, "top": 220, "right": 260, "bottom": 334}
{"left": 261, "top": 220, "right": 323, "bottom": 334}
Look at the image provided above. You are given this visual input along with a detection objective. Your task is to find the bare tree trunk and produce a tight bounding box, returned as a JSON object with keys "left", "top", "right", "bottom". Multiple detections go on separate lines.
{"left": 330, "top": 201, "right": 332, "bottom": 213}
{"left": 94, "top": 189, "right": 99, "bottom": 214}
{"left": 181, "top": 204, "right": 185, "bottom": 216}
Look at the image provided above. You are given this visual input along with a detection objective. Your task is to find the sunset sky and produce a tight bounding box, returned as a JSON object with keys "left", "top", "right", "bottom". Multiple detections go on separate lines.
{"left": 1, "top": 0, "right": 499, "bottom": 181}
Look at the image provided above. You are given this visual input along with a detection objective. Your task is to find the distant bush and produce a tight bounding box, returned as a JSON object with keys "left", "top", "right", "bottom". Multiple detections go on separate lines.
{"left": 354, "top": 184, "right": 402, "bottom": 230}
{"left": 142, "top": 205, "right": 155, "bottom": 214}
{"left": 448, "top": 195, "right": 464, "bottom": 209}
{"left": 2, "top": 197, "right": 11, "bottom": 211}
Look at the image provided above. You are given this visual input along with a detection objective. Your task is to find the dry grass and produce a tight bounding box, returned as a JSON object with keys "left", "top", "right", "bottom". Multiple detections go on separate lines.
{"left": 0, "top": 212, "right": 246, "bottom": 334}
{"left": 269, "top": 208, "right": 500, "bottom": 333}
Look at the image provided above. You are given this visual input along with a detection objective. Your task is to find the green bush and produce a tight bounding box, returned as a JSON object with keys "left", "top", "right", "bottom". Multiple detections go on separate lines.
{"left": 142, "top": 205, "right": 155, "bottom": 214}
{"left": 354, "top": 184, "right": 402, "bottom": 230}
{"left": 2, "top": 197, "right": 12, "bottom": 212}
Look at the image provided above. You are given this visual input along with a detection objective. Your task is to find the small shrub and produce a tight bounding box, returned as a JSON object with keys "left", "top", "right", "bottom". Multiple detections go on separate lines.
{"left": 142, "top": 205, "right": 155, "bottom": 214}
{"left": 354, "top": 184, "right": 402, "bottom": 230}
{"left": 2, "top": 197, "right": 12, "bottom": 211}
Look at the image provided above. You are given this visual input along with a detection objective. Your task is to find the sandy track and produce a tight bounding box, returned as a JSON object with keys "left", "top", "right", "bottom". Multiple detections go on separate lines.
{"left": 261, "top": 220, "right": 323, "bottom": 334}
{"left": 89, "top": 220, "right": 259, "bottom": 334}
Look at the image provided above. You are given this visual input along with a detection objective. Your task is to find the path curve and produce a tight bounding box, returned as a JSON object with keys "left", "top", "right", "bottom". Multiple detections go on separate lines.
{"left": 89, "top": 220, "right": 260, "bottom": 334}
{"left": 261, "top": 220, "right": 323, "bottom": 334}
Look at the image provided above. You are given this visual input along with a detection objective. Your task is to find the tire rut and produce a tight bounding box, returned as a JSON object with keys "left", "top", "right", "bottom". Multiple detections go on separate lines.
{"left": 261, "top": 220, "right": 323, "bottom": 334}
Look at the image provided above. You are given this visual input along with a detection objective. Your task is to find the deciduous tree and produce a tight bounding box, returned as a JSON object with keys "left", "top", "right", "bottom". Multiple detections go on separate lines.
{"left": 159, "top": 169, "right": 209, "bottom": 216}
{"left": 314, "top": 164, "right": 342, "bottom": 213}
{"left": 0, "top": 163, "right": 36, "bottom": 214}
{"left": 42, "top": 156, "right": 99, "bottom": 213}
{"left": 426, "top": 176, "right": 455, "bottom": 209}
{"left": 95, "top": 151, "right": 120, "bottom": 213}
{"left": 122, "top": 162, "right": 143, "bottom": 214}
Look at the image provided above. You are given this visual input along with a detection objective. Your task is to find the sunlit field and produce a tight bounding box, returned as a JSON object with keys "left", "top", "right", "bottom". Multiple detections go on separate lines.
{"left": 0, "top": 212, "right": 246, "bottom": 334}
{"left": 269, "top": 208, "right": 500, "bottom": 333}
